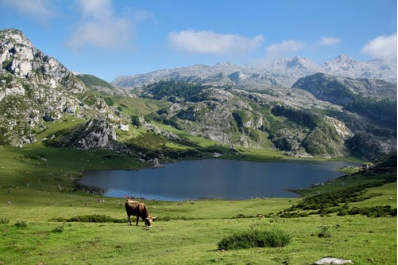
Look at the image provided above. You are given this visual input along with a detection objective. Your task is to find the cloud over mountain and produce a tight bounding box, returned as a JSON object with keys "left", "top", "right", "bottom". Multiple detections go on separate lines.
{"left": 168, "top": 30, "right": 264, "bottom": 54}
{"left": 362, "top": 33, "right": 397, "bottom": 60}
{"left": 319, "top": 37, "right": 341, "bottom": 46}
{"left": 265, "top": 40, "right": 306, "bottom": 59}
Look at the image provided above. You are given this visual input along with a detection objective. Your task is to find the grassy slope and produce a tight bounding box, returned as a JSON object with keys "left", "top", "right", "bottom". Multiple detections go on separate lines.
{"left": 0, "top": 117, "right": 396, "bottom": 265}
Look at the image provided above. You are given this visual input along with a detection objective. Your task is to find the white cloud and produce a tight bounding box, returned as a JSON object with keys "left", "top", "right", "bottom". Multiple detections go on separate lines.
{"left": 361, "top": 33, "right": 397, "bottom": 60}
{"left": 67, "top": 19, "right": 132, "bottom": 50}
{"left": 79, "top": 0, "right": 112, "bottom": 19}
{"left": 168, "top": 30, "right": 264, "bottom": 54}
{"left": 265, "top": 40, "right": 305, "bottom": 59}
{"left": 0, "top": 0, "right": 56, "bottom": 21}
{"left": 66, "top": 0, "right": 151, "bottom": 51}
{"left": 319, "top": 37, "right": 341, "bottom": 46}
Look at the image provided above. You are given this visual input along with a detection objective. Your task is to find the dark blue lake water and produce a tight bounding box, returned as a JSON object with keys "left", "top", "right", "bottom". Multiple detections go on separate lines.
{"left": 78, "top": 159, "right": 355, "bottom": 201}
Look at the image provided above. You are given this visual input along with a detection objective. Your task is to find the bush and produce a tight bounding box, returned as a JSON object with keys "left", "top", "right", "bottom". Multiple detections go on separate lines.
{"left": 131, "top": 115, "right": 141, "bottom": 127}
{"left": 14, "top": 220, "right": 27, "bottom": 228}
{"left": 0, "top": 218, "right": 9, "bottom": 224}
{"left": 50, "top": 215, "right": 125, "bottom": 223}
{"left": 318, "top": 226, "right": 331, "bottom": 238}
{"left": 52, "top": 225, "right": 64, "bottom": 233}
{"left": 348, "top": 206, "right": 397, "bottom": 217}
{"left": 218, "top": 229, "right": 291, "bottom": 250}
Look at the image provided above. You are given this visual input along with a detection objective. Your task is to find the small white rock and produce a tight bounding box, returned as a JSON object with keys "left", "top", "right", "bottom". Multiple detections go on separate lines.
{"left": 313, "top": 257, "right": 353, "bottom": 265}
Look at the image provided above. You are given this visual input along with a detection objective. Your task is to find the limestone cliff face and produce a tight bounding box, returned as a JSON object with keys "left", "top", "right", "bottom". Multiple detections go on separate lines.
{"left": 52, "top": 119, "right": 118, "bottom": 150}
{"left": 0, "top": 29, "right": 107, "bottom": 146}
{"left": 0, "top": 29, "right": 85, "bottom": 93}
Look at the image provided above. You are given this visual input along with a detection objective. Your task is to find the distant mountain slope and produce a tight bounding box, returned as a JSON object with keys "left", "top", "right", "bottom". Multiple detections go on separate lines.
{"left": 139, "top": 80, "right": 396, "bottom": 160}
{"left": 0, "top": 29, "right": 107, "bottom": 146}
{"left": 112, "top": 62, "right": 280, "bottom": 90}
{"left": 292, "top": 73, "right": 397, "bottom": 105}
{"left": 322, "top": 54, "right": 397, "bottom": 83}
{"left": 112, "top": 55, "right": 397, "bottom": 89}
{"left": 293, "top": 73, "right": 397, "bottom": 130}
{"left": 77, "top": 74, "right": 131, "bottom": 97}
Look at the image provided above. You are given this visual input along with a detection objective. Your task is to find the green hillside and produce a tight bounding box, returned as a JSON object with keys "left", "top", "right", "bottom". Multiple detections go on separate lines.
{"left": 76, "top": 74, "right": 114, "bottom": 90}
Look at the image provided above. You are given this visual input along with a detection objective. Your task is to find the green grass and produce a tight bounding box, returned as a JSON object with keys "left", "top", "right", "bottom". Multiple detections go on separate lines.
{"left": 76, "top": 74, "right": 114, "bottom": 90}
{"left": 0, "top": 216, "right": 395, "bottom": 264}
{"left": 109, "top": 96, "right": 170, "bottom": 116}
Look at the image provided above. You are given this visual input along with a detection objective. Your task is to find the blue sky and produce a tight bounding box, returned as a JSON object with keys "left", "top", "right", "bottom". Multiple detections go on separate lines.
{"left": 0, "top": 0, "right": 396, "bottom": 82}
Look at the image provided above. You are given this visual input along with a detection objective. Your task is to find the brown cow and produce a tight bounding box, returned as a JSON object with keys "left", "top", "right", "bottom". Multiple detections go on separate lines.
{"left": 125, "top": 199, "right": 157, "bottom": 227}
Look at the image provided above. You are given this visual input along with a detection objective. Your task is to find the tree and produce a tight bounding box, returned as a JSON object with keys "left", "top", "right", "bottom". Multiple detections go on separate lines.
{"left": 131, "top": 115, "right": 141, "bottom": 127}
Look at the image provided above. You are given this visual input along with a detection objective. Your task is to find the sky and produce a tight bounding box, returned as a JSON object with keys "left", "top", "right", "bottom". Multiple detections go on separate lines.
{"left": 0, "top": 0, "right": 396, "bottom": 82}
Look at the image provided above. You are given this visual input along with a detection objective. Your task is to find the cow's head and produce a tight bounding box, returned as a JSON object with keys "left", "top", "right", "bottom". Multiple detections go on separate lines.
{"left": 145, "top": 216, "right": 157, "bottom": 227}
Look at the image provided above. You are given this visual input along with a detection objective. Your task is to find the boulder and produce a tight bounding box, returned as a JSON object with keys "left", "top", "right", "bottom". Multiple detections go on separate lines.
{"left": 313, "top": 257, "right": 353, "bottom": 265}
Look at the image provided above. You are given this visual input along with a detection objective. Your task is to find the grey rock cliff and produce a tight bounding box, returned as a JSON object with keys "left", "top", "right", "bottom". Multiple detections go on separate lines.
{"left": 0, "top": 29, "right": 107, "bottom": 146}
{"left": 53, "top": 119, "right": 118, "bottom": 150}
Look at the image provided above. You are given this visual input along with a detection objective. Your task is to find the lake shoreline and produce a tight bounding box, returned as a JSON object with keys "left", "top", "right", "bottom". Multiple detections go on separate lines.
{"left": 78, "top": 159, "right": 358, "bottom": 201}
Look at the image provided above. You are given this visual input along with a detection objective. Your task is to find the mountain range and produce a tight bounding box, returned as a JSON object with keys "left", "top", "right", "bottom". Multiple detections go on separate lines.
{"left": 112, "top": 54, "right": 397, "bottom": 90}
{"left": 0, "top": 28, "right": 396, "bottom": 160}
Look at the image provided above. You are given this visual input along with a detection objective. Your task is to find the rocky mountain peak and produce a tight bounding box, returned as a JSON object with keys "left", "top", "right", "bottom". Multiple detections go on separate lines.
{"left": 0, "top": 28, "right": 85, "bottom": 93}
{"left": 286, "top": 56, "right": 318, "bottom": 70}
{"left": 0, "top": 28, "right": 108, "bottom": 146}
{"left": 335, "top": 53, "right": 353, "bottom": 62}
{"left": 0, "top": 29, "right": 32, "bottom": 47}
{"left": 325, "top": 54, "right": 356, "bottom": 68}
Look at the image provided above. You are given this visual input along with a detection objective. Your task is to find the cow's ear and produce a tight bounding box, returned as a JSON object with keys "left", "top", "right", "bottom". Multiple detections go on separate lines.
{"left": 152, "top": 217, "right": 157, "bottom": 221}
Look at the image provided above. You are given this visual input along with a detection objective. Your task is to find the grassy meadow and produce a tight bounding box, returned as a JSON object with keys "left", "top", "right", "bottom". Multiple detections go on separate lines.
{"left": 0, "top": 119, "right": 396, "bottom": 265}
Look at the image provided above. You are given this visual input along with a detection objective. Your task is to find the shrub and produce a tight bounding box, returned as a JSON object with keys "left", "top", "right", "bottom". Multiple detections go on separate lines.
{"left": 131, "top": 115, "right": 141, "bottom": 127}
{"left": 218, "top": 229, "right": 291, "bottom": 250}
{"left": 14, "top": 220, "right": 27, "bottom": 228}
{"left": 348, "top": 206, "right": 397, "bottom": 217}
{"left": 318, "top": 226, "right": 331, "bottom": 238}
{"left": 50, "top": 215, "right": 125, "bottom": 223}
{"left": 52, "top": 225, "right": 64, "bottom": 233}
{"left": 103, "top": 97, "right": 114, "bottom": 106}
{"left": 0, "top": 218, "right": 9, "bottom": 224}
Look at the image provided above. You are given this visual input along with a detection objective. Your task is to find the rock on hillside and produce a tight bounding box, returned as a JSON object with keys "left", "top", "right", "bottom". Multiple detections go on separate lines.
{"left": 48, "top": 119, "right": 118, "bottom": 150}
{"left": 0, "top": 29, "right": 108, "bottom": 146}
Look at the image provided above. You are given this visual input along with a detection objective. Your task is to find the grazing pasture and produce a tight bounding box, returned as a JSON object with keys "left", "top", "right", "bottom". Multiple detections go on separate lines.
{"left": 0, "top": 143, "right": 396, "bottom": 264}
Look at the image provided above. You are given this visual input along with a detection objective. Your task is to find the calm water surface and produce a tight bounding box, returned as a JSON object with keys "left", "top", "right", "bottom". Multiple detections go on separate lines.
{"left": 78, "top": 159, "right": 356, "bottom": 201}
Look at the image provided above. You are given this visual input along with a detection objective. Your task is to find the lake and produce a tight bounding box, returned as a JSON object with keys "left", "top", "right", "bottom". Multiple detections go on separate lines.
{"left": 78, "top": 159, "right": 356, "bottom": 201}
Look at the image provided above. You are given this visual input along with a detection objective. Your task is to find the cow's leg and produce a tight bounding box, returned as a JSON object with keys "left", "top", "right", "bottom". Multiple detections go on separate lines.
{"left": 127, "top": 214, "right": 131, "bottom": 226}
{"left": 136, "top": 216, "right": 139, "bottom": 226}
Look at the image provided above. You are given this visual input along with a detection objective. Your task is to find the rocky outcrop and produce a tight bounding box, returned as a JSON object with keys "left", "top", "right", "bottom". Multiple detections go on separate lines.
{"left": 0, "top": 29, "right": 108, "bottom": 146}
{"left": 52, "top": 119, "right": 118, "bottom": 150}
